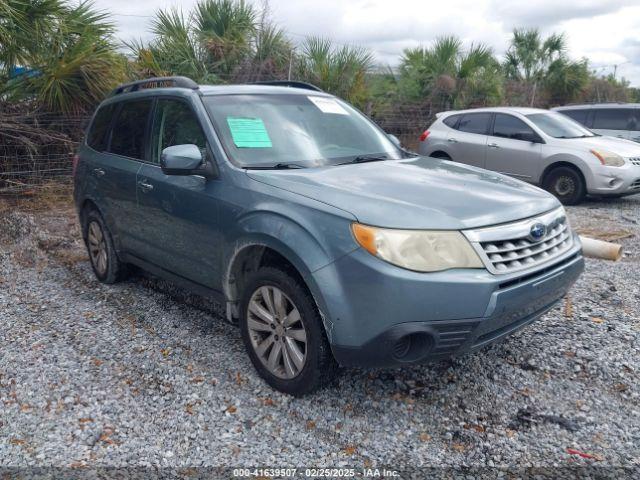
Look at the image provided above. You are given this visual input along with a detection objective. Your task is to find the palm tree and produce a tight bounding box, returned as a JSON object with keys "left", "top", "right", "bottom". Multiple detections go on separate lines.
{"left": 0, "top": 0, "right": 64, "bottom": 77}
{"left": 399, "top": 36, "right": 502, "bottom": 110}
{"left": 194, "top": 0, "right": 257, "bottom": 77}
{"left": 296, "top": 36, "right": 374, "bottom": 107}
{"left": 3, "top": 1, "right": 126, "bottom": 115}
{"left": 128, "top": 8, "right": 210, "bottom": 82}
{"left": 503, "top": 28, "right": 582, "bottom": 106}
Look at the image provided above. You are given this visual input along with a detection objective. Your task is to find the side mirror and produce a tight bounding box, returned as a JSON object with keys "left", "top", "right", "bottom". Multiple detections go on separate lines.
{"left": 387, "top": 134, "right": 402, "bottom": 148}
{"left": 160, "top": 144, "right": 217, "bottom": 178}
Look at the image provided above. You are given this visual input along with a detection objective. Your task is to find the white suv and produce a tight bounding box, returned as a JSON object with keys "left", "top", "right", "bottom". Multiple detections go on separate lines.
{"left": 553, "top": 104, "right": 640, "bottom": 143}
{"left": 418, "top": 107, "right": 640, "bottom": 205}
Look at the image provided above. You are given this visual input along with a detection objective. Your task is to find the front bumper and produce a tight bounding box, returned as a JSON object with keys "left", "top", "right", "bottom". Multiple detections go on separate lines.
{"left": 587, "top": 162, "right": 640, "bottom": 195}
{"left": 313, "top": 237, "right": 584, "bottom": 368}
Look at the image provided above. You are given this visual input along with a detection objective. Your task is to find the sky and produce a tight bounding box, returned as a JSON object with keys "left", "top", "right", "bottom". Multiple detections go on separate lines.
{"left": 93, "top": 0, "right": 640, "bottom": 86}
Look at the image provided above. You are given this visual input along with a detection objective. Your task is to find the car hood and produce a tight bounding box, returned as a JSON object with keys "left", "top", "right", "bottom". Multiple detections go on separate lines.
{"left": 246, "top": 157, "right": 559, "bottom": 230}
{"left": 556, "top": 135, "right": 640, "bottom": 157}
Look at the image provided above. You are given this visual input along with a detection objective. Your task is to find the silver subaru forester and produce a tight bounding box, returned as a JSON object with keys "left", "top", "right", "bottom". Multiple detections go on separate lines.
{"left": 418, "top": 107, "right": 640, "bottom": 204}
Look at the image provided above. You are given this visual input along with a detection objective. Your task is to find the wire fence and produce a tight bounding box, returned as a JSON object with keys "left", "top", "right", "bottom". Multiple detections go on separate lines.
{"left": 0, "top": 104, "right": 437, "bottom": 207}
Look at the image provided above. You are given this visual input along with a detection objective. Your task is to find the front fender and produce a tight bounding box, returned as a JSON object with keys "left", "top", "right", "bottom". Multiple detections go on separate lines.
{"left": 221, "top": 208, "right": 358, "bottom": 323}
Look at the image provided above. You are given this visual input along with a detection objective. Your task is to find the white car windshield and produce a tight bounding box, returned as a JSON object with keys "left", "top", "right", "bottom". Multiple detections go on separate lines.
{"left": 526, "top": 112, "right": 597, "bottom": 139}
{"left": 203, "top": 94, "right": 407, "bottom": 168}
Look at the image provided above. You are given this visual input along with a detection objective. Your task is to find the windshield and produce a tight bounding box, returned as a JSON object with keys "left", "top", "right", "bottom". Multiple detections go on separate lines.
{"left": 526, "top": 112, "right": 596, "bottom": 139}
{"left": 203, "top": 94, "right": 406, "bottom": 168}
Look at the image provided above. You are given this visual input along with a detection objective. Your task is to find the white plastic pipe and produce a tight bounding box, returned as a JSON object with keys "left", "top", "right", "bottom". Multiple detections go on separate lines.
{"left": 579, "top": 236, "right": 623, "bottom": 261}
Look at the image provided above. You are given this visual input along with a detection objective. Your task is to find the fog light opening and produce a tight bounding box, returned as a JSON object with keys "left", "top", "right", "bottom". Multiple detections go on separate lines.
{"left": 392, "top": 332, "right": 434, "bottom": 362}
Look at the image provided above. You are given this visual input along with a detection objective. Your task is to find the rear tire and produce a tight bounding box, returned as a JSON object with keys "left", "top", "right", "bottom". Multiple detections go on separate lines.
{"left": 239, "top": 267, "right": 338, "bottom": 396}
{"left": 82, "top": 209, "right": 127, "bottom": 284}
{"left": 543, "top": 166, "right": 586, "bottom": 205}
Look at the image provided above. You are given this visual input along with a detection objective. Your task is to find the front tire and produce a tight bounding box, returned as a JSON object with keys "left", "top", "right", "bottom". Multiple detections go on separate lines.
{"left": 543, "top": 166, "right": 586, "bottom": 205}
{"left": 239, "top": 267, "right": 337, "bottom": 396}
{"left": 82, "top": 209, "right": 127, "bottom": 284}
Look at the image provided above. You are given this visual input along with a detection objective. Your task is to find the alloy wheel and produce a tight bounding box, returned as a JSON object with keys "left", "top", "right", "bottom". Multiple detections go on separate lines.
{"left": 247, "top": 285, "right": 308, "bottom": 379}
{"left": 87, "top": 221, "right": 108, "bottom": 276}
{"left": 555, "top": 176, "right": 575, "bottom": 196}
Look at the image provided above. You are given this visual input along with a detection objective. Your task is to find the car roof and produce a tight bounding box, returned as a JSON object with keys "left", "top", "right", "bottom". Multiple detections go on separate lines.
{"left": 554, "top": 103, "right": 640, "bottom": 110}
{"left": 198, "top": 84, "right": 332, "bottom": 97}
{"left": 100, "top": 77, "right": 334, "bottom": 108}
{"left": 440, "top": 106, "right": 549, "bottom": 117}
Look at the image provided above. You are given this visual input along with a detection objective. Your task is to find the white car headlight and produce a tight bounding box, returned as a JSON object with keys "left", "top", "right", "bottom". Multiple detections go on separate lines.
{"left": 590, "top": 149, "right": 625, "bottom": 167}
{"left": 352, "top": 224, "right": 483, "bottom": 272}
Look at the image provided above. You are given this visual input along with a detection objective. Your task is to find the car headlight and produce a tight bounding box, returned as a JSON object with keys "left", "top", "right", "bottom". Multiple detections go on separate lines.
{"left": 590, "top": 149, "right": 625, "bottom": 167}
{"left": 351, "top": 223, "right": 483, "bottom": 272}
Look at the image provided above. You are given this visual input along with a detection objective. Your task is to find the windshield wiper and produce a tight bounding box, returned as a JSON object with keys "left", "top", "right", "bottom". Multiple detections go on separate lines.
{"left": 338, "top": 154, "right": 388, "bottom": 165}
{"left": 245, "top": 163, "right": 306, "bottom": 170}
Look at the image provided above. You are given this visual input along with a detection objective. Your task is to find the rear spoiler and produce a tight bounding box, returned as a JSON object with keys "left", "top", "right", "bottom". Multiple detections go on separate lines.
{"left": 435, "top": 111, "right": 457, "bottom": 118}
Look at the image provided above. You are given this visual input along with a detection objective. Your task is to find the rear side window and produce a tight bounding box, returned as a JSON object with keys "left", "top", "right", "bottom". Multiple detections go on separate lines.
{"left": 150, "top": 99, "right": 207, "bottom": 164}
{"left": 87, "top": 104, "right": 114, "bottom": 151}
{"left": 457, "top": 113, "right": 491, "bottom": 134}
{"left": 560, "top": 109, "right": 589, "bottom": 125}
{"left": 109, "top": 100, "right": 153, "bottom": 160}
{"left": 443, "top": 114, "right": 460, "bottom": 128}
{"left": 592, "top": 109, "right": 633, "bottom": 130}
{"left": 492, "top": 114, "right": 536, "bottom": 140}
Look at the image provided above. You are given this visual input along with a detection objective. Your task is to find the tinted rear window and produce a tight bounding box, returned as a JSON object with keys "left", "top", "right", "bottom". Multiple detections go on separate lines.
{"left": 109, "top": 100, "right": 152, "bottom": 160}
{"left": 87, "top": 104, "right": 114, "bottom": 151}
{"left": 592, "top": 108, "right": 633, "bottom": 130}
{"left": 443, "top": 114, "right": 460, "bottom": 128}
{"left": 457, "top": 113, "right": 491, "bottom": 134}
{"left": 560, "top": 109, "right": 589, "bottom": 125}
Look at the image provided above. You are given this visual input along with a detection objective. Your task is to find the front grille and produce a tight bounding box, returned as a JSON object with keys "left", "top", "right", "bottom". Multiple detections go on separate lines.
{"left": 630, "top": 179, "right": 640, "bottom": 190}
{"left": 628, "top": 157, "right": 640, "bottom": 166}
{"left": 463, "top": 208, "right": 574, "bottom": 275}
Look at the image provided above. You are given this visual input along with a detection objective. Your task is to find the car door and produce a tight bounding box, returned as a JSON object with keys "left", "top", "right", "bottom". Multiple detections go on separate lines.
{"left": 446, "top": 112, "right": 491, "bottom": 168}
{"left": 591, "top": 108, "right": 633, "bottom": 140}
{"left": 135, "top": 97, "right": 222, "bottom": 287}
{"left": 92, "top": 99, "right": 151, "bottom": 253}
{"left": 484, "top": 113, "right": 542, "bottom": 182}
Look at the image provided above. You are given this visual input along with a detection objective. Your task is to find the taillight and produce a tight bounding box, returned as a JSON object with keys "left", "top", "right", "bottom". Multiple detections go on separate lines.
{"left": 419, "top": 130, "right": 430, "bottom": 142}
{"left": 72, "top": 154, "right": 80, "bottom": 178}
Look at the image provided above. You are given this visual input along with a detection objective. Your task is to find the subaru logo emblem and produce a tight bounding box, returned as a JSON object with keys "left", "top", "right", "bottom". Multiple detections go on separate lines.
{"left": 529, "top": 223, "right": 547, "bottom": 242}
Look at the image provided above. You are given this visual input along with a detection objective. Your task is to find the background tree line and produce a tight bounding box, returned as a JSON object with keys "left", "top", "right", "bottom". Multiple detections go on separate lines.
{"left": 1, "top": 0, "right": 638, "bottom": 117}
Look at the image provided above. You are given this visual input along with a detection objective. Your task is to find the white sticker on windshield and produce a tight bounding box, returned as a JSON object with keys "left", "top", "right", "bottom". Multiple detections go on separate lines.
{"left": 307, "top": 96, "right": 349, "bottom": 115}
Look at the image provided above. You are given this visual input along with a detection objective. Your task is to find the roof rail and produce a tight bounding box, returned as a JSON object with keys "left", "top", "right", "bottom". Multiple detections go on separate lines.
{"left": 110, "top": 76, "right": 199, "bottom": 96}
{"left": 252, "top": 80, "right": 323, "bottom": 92}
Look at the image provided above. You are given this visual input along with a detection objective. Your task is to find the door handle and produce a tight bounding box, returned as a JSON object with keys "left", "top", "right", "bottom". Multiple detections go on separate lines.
{"left": 488, "top": 142, "right": 500, "bottom": 148}
{"left": 447, "top": 138, "right": 457, "bottom": 143}
{"left": 138, "top": 180, "right": 154, "bottom": 192}
{"left": 93, "top": 168, "right": 105, "bottom": 177}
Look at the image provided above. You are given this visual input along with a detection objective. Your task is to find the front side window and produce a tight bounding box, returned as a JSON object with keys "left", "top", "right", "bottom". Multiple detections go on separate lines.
{"left": 526, "top": 112, "right": 595, "bottom": 139}
{"left": 203, "top": 94, "right": 405, "bottom": 168}
{"left": 150, "top": 99, "right": 207, "bottom": 163}
{"left": 457, "top": 113, "right": 491, "bottom": 134}
{"left": 87, "top": 104, "right": 114, "bottom": 152}
{"left": 492, "top": 114, "right": 537, "bottom": 140}
{"left": 109, "top": 100, "right": 152, "bottom": 160}
{"left": 592, "top": 109, "right": 633, "bottom": 130}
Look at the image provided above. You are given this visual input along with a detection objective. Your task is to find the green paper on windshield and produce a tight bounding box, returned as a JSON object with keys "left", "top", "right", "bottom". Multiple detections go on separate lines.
{"left": 226, "top": 117, "right": 272, "bottom": 148}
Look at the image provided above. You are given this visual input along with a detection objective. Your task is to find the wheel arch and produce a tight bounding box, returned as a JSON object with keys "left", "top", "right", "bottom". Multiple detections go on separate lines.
{"left": 541, "top": 160, "right": 587, "bottom": 186}
{"left": 429, "top": 150, "right": 452, "bottom": 160}
{"left": 223, "top": 236, "right": 331, "bottom": 327}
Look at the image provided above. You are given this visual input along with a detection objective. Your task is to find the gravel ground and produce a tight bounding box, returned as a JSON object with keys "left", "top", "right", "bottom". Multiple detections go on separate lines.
{"left": 0, "top": 197, "right": 639, "bottom": 473}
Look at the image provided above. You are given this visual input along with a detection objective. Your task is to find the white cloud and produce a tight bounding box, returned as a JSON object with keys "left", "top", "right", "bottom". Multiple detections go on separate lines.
{"left": 93, "top": 0, "right": 640, "bottom": 86}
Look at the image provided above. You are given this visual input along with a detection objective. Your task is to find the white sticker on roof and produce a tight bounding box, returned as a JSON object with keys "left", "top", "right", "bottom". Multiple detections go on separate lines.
{"left": 307, "top": 96, "right": 349, "bottom": 115}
